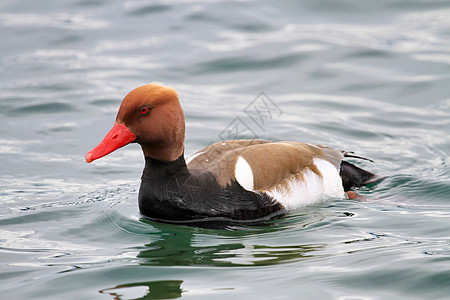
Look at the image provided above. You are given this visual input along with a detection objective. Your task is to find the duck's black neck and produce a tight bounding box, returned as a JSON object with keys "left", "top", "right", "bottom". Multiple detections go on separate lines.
{"left": 141, "top": 154, "right": 190, "bottom": 182}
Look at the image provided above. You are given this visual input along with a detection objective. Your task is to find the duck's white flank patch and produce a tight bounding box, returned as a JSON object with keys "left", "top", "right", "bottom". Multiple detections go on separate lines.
{"left": 313, "top": 157, "right": 345, "bottom": 198}
{"left": 185, "top": 151, "right": 203, "bottom": 165}
{"left": 235, "top": 156, "right": 254, "bottom": 191}
{"left": 265, "top": 157, "right": 345, "bottom": 210}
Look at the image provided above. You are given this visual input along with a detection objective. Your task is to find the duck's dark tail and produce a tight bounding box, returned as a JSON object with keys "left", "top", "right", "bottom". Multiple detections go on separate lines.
{"left": 339, "top": 152, "right": 383, "bottom": 191}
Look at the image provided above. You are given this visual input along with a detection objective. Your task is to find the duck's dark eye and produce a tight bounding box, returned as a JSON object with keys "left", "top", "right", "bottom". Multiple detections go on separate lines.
{"left": 139, "top": 106, "right": 150, "bottom": 115}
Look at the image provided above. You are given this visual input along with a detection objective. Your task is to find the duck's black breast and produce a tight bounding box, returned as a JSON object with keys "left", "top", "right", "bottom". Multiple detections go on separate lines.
{"left": 138, "top": 155, "right": 284, "bottom": 226}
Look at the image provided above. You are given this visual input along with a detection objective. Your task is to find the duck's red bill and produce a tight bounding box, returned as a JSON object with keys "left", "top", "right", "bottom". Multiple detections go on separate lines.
{"left": 85, "top": 122, "right": 136, "bottom": 163}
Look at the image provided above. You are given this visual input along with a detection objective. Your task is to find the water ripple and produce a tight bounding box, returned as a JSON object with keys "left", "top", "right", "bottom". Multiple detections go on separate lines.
{"left": 9, "top": 102, "right": 75, "bottom": 116}
{"left": 0, "top": 13, "right": 108, "bottom": 30}
{"left": 197, "top": 18, "right": 450, "bottom": 53}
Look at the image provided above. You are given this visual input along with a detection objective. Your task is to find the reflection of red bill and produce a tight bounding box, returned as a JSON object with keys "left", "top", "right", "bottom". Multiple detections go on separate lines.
{"left": 85, "top": 122, "right": 136, "bottom": 163}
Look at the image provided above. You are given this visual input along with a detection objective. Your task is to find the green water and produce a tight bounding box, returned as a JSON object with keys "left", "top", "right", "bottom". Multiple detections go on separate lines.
{"left": 1, "top": 0, "right": 449, "bottom": 299}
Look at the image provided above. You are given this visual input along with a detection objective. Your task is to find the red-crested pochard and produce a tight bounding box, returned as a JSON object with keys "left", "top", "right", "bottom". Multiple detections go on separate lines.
{"left": 86, "top": 84, "right": 381, "bottom": 226}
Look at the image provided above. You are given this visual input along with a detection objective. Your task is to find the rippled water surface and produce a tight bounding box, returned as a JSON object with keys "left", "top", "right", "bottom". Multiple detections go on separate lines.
{"left": 1, "top": 0, "right": 449, "bottom": 299}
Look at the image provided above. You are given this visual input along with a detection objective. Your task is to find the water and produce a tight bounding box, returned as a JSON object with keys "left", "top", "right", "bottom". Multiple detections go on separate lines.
{"left": 1, "top": 0, "right": 449, "bottom": 299}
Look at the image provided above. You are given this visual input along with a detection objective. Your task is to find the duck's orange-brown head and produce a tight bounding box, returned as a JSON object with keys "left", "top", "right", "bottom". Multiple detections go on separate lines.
{"left": 85, "top": 83, "right": 185, "bottom": 163}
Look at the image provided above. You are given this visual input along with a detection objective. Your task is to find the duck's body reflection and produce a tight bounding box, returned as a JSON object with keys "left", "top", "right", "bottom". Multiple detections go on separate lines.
{"left": 99, "top": 216, "right": 324, "bottom": 299}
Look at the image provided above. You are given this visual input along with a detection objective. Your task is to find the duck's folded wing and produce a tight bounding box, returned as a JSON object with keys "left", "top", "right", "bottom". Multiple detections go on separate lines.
{"left": 187, "top": 140, "right": 344, "bottom": 191}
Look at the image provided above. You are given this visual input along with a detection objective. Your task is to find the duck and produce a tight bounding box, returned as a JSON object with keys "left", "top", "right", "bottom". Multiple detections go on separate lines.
{"left": 86, "top": 83, "right": 381, "bottom": 226}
